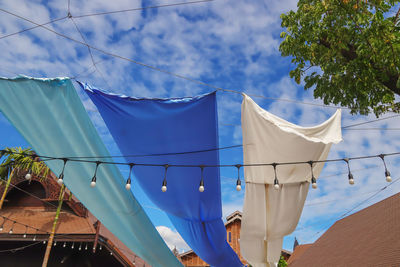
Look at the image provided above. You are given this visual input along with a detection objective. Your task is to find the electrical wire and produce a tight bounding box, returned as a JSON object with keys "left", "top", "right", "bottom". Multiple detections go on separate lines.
{"left": 342, "top": 114, "right": 400, "bottom": 128}
{"left": 220, "top": 114, "right": 400, "bottom": 129}
{"left": 0, "top": 7, "right": 355, "bottom": 110}
{"left": 0, "top": 16, "right": 68, "bottom": 41}
{"left": 295, "top": 176, "right": 400, "bottom": 234}
{"left": 72, "top": 0, "right": 214, "bottom": 18}
{"left": 69, "top": 17, "right": 112, "bottom": 90}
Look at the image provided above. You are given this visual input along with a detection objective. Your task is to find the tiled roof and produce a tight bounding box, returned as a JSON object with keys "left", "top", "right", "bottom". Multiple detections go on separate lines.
{"left": 0, "top": 207, "right": 96, "bottom": 235}
{"left": 287, "top": 244, "right": 312, "bottom": 265}
{"left": 289, "top": 192, "right": 400, "bottom": 267}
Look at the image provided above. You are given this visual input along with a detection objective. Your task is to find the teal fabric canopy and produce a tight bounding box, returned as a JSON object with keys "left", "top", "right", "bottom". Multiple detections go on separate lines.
{"left": 0, "top": 76, "right": 181, "bottom": 267}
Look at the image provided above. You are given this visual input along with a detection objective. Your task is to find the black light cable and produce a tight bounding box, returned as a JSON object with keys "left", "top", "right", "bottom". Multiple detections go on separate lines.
{"left": 272, "top": 163, "right": 280, "bottom": 190}
{"left": 0, "top": 218, "right": 6, "bottom": 232}
{"left": 57, "top": 158, "right": 68, "bottom": 186}
{"left": 199, "top": 165, "right": 205, "bottom": 192}
{"left": 343, "top": 158, "right": 354, "bottom": 185}
{"left": 90, "top": 161, "right": 101, "bottom": 188}
{"left": 379, "top": 154, "right": 392, "bottom": 182}
{"left": 235, "top": 164, "right": 242, "bottom": 191}
{"left": 161, "top": 165, "right": 169, "bottom": 192}
{"left": 125, "top": 163, "right": 135, "bottom": 190}
{"left": 23, "top": 225, "right": 27, "bottom": 238}
{"left": 8, "top": 221, "right": 15, "bottom": 234}
{"left": 308, "top": 161, "right": 317, "bottom": 189}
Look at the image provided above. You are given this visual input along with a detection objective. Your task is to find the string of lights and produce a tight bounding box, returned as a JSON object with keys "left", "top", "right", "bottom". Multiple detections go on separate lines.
{"left": 1, "top": 150, "right": 398, "bottom": 192}
{"left": 0, "top": 7, "right": 354, "bottom": 110}
{"left": 0, "top": 220, "right": 107, "bottom": 253}
{"left": 0, "top": 214, "right": 50, "bottom": 236}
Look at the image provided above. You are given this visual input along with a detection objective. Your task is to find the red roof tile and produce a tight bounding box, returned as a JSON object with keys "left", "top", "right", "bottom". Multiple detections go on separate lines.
{"left": 287, "top": 244, "right": 312, "bottom": 265}
{"left": 289, "top": 192, "right": 400, "bottom": 267}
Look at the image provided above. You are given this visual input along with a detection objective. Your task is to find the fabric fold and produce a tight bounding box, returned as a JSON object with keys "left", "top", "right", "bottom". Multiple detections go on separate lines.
{"left": 0, "top": 76, "right": 181, "bottom": 267}
{"left": 240, "top": 94, "right": 342, "bottom": 267}
{"left": 82, "top": 82, "right": 243, "bottom": 267}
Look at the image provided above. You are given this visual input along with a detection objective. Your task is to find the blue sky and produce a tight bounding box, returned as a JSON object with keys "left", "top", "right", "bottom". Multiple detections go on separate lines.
{"left": 1, "top": 0, "right": 400, "bottom": 254}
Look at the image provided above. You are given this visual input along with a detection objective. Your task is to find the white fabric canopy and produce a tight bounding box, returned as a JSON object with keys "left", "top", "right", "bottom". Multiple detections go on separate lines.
{"left": 240, "top": 94, "right": 342, "bottom": 267}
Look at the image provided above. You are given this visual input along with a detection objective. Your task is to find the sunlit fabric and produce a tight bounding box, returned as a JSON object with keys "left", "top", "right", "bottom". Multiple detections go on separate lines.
{"left": 82, "top": 82, "right": 243, "bottom": 267}
{"left": 240, "top": 94, "right": 342, "bottom": 267}
{"left": 0, "top": 76, "right": 181, "bottom": 267}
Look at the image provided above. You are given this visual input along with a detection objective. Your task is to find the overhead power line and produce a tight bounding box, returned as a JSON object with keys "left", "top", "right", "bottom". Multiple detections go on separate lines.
{"left": 220, "top": 114, "right": 400, "bottom": 129}
{"left": 0, "top": 16, "right": 68, "bottom": 41}
{"left": 0, "top": 0, "right": 214, "bottom": 40}
{"left": 342, "top": 114, "right": 400, "bottom": 128}
{"left": 0, "top": 7, "right": 353, "bottom": 110}
{"left": 72, "top": 0, "right": 214, "bottom": 18}
{"left": 295, "top": 176, "right": 400, "bottom": 235}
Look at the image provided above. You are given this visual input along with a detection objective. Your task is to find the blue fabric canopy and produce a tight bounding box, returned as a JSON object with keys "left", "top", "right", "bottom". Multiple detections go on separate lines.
{"left": 0, "top": 76, "right": 181, "bottom": 267}
{"left": 81, "top": 82, "right": 243, "bottom": 267}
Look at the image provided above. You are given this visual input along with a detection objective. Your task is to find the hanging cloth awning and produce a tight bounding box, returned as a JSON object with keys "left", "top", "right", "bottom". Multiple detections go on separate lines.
{"left": 240, "top": 94, "right": 342, "bottom": 267}
{"left": 0, "top": 76, "right": 181, "bottom": 267}
{"left": 81, "top": 82, "right": 243, "bottom": 267}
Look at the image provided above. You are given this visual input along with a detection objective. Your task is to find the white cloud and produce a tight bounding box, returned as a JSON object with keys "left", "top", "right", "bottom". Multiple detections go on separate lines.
{"left": 156, "top": 225, "right": 190, "bottom": 253}
{"left": 1, "top": 0, "right": 400, "bottom": 254}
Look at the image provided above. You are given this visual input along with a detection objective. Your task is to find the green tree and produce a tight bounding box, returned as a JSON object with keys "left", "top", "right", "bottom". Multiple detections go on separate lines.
{"left": 280, "top": 0, "right": 400, "bottom": 116}
{"left": 278, "top": 256, "right": 288, "bottom": 267}
{"left": 0, "top": 147, "right": 64, "bottom": 267}
{"left": 0, "top": 147, "right": 50, "bottom": 208}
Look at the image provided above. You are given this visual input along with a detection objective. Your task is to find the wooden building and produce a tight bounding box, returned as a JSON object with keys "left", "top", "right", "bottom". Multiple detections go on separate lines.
{"left": 0, "top": 169, "right": 149, "bottom": 266}
{"left": 178, "top": 211, "right": 291, "bottom": 266}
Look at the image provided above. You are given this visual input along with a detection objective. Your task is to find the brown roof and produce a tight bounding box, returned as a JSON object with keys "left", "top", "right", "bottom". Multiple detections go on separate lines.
{"left": 0, "top": 207, "right": 96, "bottom": 235}
{"left": 289, "top": 192, "right": 400, "bottom": 267}
{"left": 287, "top": 244, "right": 312, "bottom": 265}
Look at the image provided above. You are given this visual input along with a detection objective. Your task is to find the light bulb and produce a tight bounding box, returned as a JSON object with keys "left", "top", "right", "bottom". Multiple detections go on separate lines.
{"left": 43, "top": 240, "right": 46, "bottom": 244}
{"left": 63, "top": 242, "right": 66, "bottom": 248}
{"left": 199, "top": 185, "right": 205, "bottom": 192}
{"left": 236, "top": 178, "right": 241, "bottom": 191}
{"left": 0, "top": 226, "right": 3, "bottom": 232}
{"left": 161, "top": 185, "right": 167, "bottom": 192}
{"left": 274, "top": 183, "right": 280, "bottom": 190}
{"left": 311, "top": 176, "right": 317, "bottom": 189}
{"left": 54, "top": 241, "right": 57, "bottom": 246}
{"left": 33, "top": 235, "right": 36, "bottom": 241}
{"left": 25, "top": 173, "right": 31, "bottom": 180}
{"left": 57, "top": 178, "right": 63, "bottom": 185}
{"left": 125, "top": 183, "right": 131, "bottom": 190}
{"left": 348, "top": 173, "right": 354, "bottom": 185}
{"left": 23, "top": 234, "right": 27, "bottom": 238}
{"left": 9, "top": 229, "right": 13, "bottom": 234}
{"left": 385, "top": 171, "right": 392, "bottom": 182}
{"left": 90, "top": 181, "right": 96, "bottom": 188}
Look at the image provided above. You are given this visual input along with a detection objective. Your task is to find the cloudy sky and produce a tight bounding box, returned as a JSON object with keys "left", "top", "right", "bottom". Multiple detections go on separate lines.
{"left": 0, "top": 0, "right": 399, "bottom": 254}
